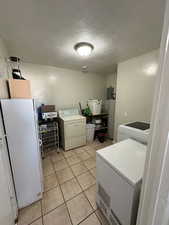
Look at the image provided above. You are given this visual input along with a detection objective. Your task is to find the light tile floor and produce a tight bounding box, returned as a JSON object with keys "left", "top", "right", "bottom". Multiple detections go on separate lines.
{"left": 18, "top": 140, "right": 112, "bottom": 225}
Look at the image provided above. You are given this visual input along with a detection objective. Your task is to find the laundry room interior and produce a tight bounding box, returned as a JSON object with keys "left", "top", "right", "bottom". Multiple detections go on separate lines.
{"left": 0, "top": 1, "right": 166, "bottom": 225}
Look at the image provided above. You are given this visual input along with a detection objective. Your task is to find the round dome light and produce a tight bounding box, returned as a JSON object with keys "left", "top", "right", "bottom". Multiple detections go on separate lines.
{"left": 74, "top": 42, "right": 94, "bottom": 57}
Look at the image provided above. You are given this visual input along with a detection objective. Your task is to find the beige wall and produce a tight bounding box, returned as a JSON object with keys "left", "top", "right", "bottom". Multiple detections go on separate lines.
{"left": 0, "top": 37, "right": 9, "bottom": 78}
{"left": 114, "top": 50, "right": 159, "bottom": 139}
{"left": 105, "top": 73, "right": 117, "bottom": 139}
{"left": 21, "top": 63, "right": 107, "bottom": 110}
{"left": 0, "top": 38, "right": 10, "bottom": 98}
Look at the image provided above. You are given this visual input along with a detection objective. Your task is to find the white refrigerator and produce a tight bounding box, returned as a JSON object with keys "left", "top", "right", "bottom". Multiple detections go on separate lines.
{"left": 0, "top": 99, "right": 43, "bottom": 209}
{"left": 0, "top": 113, "right": 18, "bottom": 221}
{"left": 0, "top": 135, "right": 15, "bottom": 225}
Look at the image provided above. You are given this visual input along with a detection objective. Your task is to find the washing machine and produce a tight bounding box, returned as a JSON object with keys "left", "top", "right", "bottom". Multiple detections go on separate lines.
{"left": 59, "top": 108, "right": 86, "bottom": 151}
{"left": 96, "top": 139, "right": 146, "bottom": 225}
{"left": 117, "top": 121, "right": 150, "bottom": 144}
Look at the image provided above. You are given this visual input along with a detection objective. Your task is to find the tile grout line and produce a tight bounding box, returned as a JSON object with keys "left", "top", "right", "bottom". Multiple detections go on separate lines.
{"left": 52, "top": 156, "right": 95, "bottom": 183}
{"left": 44, "top": 148, "right": 96, "bottom": 181}
{"left": 42, "top": 203, "right": 65, "bottom": 219}
{"left": 70, "top": 164, "right": 97, "bottom": 215}
{"left": 77, "top": 211, "right": 98, "bottom": 225}
{"left": 60, "top": 148, "right": 98, "bottom": 224}
{"left": 41, "top": 144, "right": 106, "bottom": 225}
{"left": 69, "top": 159, "right": 96, "bottom": 191}
{"left": 40, "top": 199, "right": 44, "bottom": 225}
{"left": 42, "top": 155, "right": 71, "bottom": 224}
{"left": 19, "top": 143, "right": 109, "bottom": 225}
{"left": 65, "top": 191, "right": 95, "bottom": 225}
{"left": 94, "top": 211, "right": 105, "bottom": 225}
{"left": 43, "top": 178, "right": 96, "bottom": 209}
{"left": 45, "top": 155, "right": 92, "bottom": 188}
{"left": 43, "top": 158, "right": 97, "bottom": 224}
{"left": 59, "top": 190, "right": 73, "bottom": 225}
{"left": 48, "top": 147, "right": 96, "bottom": 190}
{"left": 61, "top": 148, "right": 96, "bottom": 225}
{"left": 55, "top": 167, "right": 74, "bottom": 225}
{"left": 27, "top": 215, "right": 42, "bottom": 225}
{"left": 83, "top": 184, "right": 97, "bottom": 209}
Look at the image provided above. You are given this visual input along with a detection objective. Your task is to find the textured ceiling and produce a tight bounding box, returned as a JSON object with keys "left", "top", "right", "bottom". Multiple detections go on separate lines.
{"left": 0, "top": 0, "right": 165, "bottom": 74}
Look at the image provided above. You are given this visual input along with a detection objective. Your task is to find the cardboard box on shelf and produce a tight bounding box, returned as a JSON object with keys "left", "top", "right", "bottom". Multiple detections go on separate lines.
{"left": 41, "top": 105, "right": 55, "bottom": 112}
{"left": 0, "top": 79, "right": 9, "bottom": 99}
{"left": 7, "top": 79, "right": 32, "bottom": 99}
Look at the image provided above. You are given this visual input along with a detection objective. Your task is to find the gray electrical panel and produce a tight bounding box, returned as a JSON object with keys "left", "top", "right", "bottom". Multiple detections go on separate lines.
{"left": 107, "top": 86, "right": 116, "bottom": 100}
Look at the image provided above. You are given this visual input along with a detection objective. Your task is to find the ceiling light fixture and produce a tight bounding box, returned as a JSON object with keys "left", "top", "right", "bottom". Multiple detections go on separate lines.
{"left": 74, "top": 42, "right": 94, "bottom": 57}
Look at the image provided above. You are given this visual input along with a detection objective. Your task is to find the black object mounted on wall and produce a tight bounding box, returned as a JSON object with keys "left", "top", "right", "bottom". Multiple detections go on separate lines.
{"left": 107, "top": 86, "right": 116, "bottom": 100}
{"left": 9, "top": 56, "right": 25, "bottom": 80}
{"left": 9, "top": 56, "right": 20, "bottom": 62}
{"left": 12, "top": 69, "right": 25, "bottom": 80}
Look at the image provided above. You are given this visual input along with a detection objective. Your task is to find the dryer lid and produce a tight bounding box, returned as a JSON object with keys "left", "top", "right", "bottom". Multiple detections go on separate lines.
{"left": 59, "top": 108, "right": 79, "bottom": 117}
{"left": 126, "top": 122, "right": 150, "bottom": 130}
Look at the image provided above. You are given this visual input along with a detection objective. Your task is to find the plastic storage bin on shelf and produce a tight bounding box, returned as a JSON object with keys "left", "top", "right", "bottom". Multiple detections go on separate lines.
{"left": 88, "top": 99, "right": 102, "bottom": 115}
{"left": 86, "top": 123, "right": 95, "bottom": 143}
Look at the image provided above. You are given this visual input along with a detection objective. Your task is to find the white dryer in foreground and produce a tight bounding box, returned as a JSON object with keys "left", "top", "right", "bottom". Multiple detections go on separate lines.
{"left": 96, "top": 139, "right": 146, "bottom": 225}
{"left": 59, "top": 108, "right": 86, "bottom": 151}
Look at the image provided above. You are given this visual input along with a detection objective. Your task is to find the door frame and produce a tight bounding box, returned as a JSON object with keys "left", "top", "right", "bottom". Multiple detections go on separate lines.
{"left": 137, "top": 0, "right": 169, "bottom": 224}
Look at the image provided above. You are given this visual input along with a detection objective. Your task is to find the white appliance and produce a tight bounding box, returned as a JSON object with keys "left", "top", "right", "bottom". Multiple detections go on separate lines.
{"left": 88, "top": 99, "right": 102, "bottom": 115}
{"left": 59, "top": 108, "right": 86, "bottom": 151}
{"left": 0, "top": 136, "right": 15, "bottom": 225}
{"left": 42, "top": 111, "right": 58, "bottom": 120}
{"left": 96, "top": 139, "right": 146, "bottom": 225}
{"left": 0, "top": 114, "right": 18, "bottom": 220}
{"left": 117, "top": 121, "right": 150, "bottom": 144}
{"left": 0, "top": 99, "right": 43, "bottom": 209}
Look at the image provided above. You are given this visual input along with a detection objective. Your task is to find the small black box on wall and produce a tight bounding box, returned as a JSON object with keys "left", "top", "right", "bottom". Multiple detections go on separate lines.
{"left": 107, "top": 86, "right": 116, "bottom": 100}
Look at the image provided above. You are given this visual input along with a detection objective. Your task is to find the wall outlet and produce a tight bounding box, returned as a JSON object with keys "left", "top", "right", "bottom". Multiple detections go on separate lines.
{"left": 124, "top": 112, "right": 128, "bottom": 117}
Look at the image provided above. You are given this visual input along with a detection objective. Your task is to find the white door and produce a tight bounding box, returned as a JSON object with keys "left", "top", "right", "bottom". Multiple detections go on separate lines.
{"left": 0, "top": 135, "right": 14, "bottom": 225}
